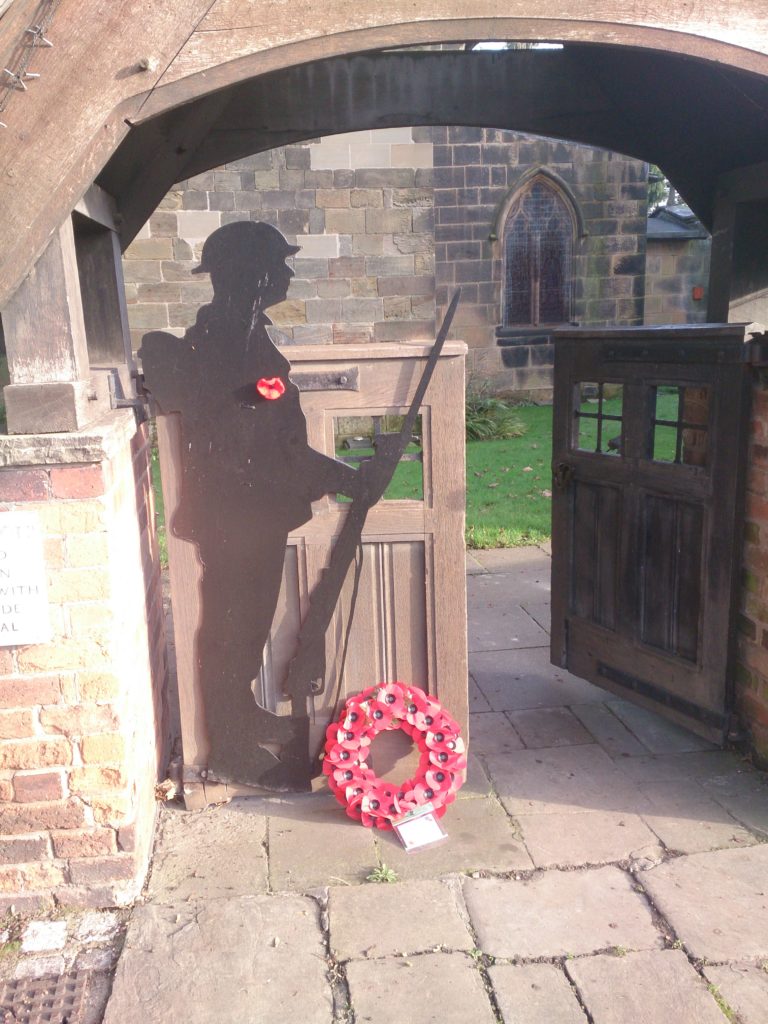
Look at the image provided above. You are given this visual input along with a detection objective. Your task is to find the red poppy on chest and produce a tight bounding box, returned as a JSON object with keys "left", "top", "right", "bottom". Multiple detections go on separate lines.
{"left": 255, "top": 376, "right": 286, "bottom": 400}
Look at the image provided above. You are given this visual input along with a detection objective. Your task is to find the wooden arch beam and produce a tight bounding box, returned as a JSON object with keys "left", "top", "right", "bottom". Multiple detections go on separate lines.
{"left": 2, "top": 2, "right": 768, "bottom": 308}
{"left": 100, "top": 47, "right": 768, "bottom": 244}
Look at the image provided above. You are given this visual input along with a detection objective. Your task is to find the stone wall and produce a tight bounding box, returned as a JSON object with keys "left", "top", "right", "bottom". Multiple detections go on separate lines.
{"left": 431, "top": 127, "right": 649, "bottom": 395}
{"left": 644, "top": 238, "right": 711, "bottom": 325}
{"left": 123, "top": 129, "right": 437, "bottom": 352}
{"left": 0, "top": 412, "right": 168, "bottom": 912}
{"left": 124, "top": 127, "right": 652, "bottom": 400}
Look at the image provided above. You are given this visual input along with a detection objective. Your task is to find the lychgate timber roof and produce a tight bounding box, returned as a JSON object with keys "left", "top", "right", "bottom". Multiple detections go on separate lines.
{"left": 0, "top": 0, "right": 767, "bottom": 308}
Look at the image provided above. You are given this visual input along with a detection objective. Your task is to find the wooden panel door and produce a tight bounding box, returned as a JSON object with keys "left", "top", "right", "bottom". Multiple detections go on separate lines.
{"left": 159, "top": 341, "right": 468, "bottom": 805}
{"left": 550, "top": 325, "right": 757, "bottom": 743}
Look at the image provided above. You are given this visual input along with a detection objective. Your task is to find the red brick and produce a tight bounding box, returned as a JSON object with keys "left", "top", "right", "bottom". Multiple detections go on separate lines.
{"left": 0, "top": 650, "right": 13, "bottom": 676}
{"left": 745, "top": 492, "right": 768, "bottom": 522}
{"left": 43, "top": 536, "right": 65, "bottom": 568}
{"left": 0, "top": 709, "right": 35, "bottom": 738}
{"left": 739, "top": 689, "right": 768, "bottom": 729}
{"left": 47, "top": 568, "right": 110, "bottom": 604}
{"left": 0, "top": 779, "right": 12, "bottom": 801}
{"left": 0, "top": 468, "right": 50, "bottom": 501}
{"left": 68, "top": 854, "right": 136, "bottom": 885}
{"left": 16, "top": 639, "right": 110, "bottom": 674}
{"left": 39, "top": 704, "right": 117, "bottom": 737}
{"left": 0, "top": 738, "right": 71, "bottom": 771}
{"left": 13, "top": 770, "right": 66, "bottom": 802}
{"left": 117, "top": 822, "right": 137, "bottom": 853}
{"left": 0, "top": 798, "right": 86, "bottom": 834}
{"left": 51, "top": 884, "right": 121, "bottom": 910}
{"left": 49, "top": 465, "right": 105, "bottom": 499}
{"left": 64, "top": 535, "right": 110, "bottom": 569}
{"left": 77, "top": 671, "right": 120, "bottom": 702}
{"left": 80, "top": 734, "right": 126, "bottom": 765}
{"left": 51, "top": 828, "right": 116, "bottom": 859}
{"left": 0, "top": 835, "right": 49, "bottom": 864}
{"left": 0, "top": 675, "right": 60, "bottom": 708}
{"left": 0, "top": 892, "right": 54, "bottom": 914}
{"left": 90, "top": 793, "right": 132, "bottom": 826}
{"left": 69, "top": 765, "right": 128, "bottom": 795}
{"left": 0, "top": 862, "right": 65, "bottom": 892}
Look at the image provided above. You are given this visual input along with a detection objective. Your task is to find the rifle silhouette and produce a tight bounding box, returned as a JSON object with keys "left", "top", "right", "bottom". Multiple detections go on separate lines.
{"left": 279, "top": 289, "right": 462, "bottom": 788}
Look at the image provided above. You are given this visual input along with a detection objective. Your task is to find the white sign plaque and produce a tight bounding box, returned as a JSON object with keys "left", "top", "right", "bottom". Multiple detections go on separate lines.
{"left": 0, "top": 511, "right": 51, "bottom": 646}
{"left": 392, "top": 804, "right": 449, "bottom": 852}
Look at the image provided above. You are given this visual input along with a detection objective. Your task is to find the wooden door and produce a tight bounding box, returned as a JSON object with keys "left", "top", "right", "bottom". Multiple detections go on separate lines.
{"left": 550, "top": 324, "right": 759, "bottom": 743}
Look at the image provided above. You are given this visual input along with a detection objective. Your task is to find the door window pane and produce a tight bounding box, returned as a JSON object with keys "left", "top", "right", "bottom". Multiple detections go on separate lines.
{"left": 333, "top": 413, "right": 424, "bottom": 501}
{"left": 651, "top": 386, "right": 709, "bottom": 467}
{"left": 573, "top": 382, "right": 624, "bottom": 455}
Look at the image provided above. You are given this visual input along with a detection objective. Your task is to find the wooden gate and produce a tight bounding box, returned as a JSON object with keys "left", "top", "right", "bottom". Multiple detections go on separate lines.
{"left": 550, "top": 324, "right": 763, "bottom": 743}
{"left": 157, "top": 341, "right": 468, "bottom": 806}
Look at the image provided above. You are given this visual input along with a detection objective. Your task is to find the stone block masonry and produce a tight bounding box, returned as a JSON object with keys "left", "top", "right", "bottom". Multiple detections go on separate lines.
{"left": 430, "top": 126, "right": 649, "bottom": 396}
{"left": 124, "top": 129, "right": 437, "bottom": 353}
{"left": 644, "top": 238, "right": 711, "bottom": 325}
{"left": 0, "top": 410, "right": 168, "bottom": 912}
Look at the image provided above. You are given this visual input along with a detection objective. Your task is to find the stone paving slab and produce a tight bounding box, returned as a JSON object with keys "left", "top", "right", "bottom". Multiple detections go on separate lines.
{"left": 470, "top": 547, "right": 552, "bottom": 575}
{"left": 267, "top": 795, "right": 378, "bottom": 890}
{"left": 570, "top": 702, "right": 649, "bottom": 758}
{"left": 464, "top": 867, "right": 660, "bottom": 959}
{"left": 488, "top": 963, "right": 588, "bottom": 1024}
{"left": 374, "top": 794, "right": 533, "bottom": 880}
{"left": 700, "top": 771, "right": 768, "bottom": 835}
{"left": 346, "top": 952, "right": 497, "bottom": 1024}
{"left": 566, "top": 949, "right": 726, "bottom": 1024}
{"left": 641, "top": 845, "right": 768, "bottom": 962}
{"left": 470, "top": 647, "right": 608, "bottom": 712}
{"left": 615, "top": 750, "right": 747, "bottom": 783}
{"left": 468, "top": 711, "right": 525, "bottom": 755}
{"left": 148, "top": 801, "right": 268, "bottom": 902}
{"left": 468, "top": 582, "right": 550, "bottom": 652}
{"left": 461, "top": 753, "right": 494, "bottom": 799}
{"left": 466, "top": 552, "right": 486, "bottom": 575}
{"left": 607, "top": 701, "right": 717, "bottom": 755}
{"left": 104, "top": 895, "right": 332, "bottom": 1024}
{"left": 516, "top": 810, "right": 661, "bottom": 869}
{"left": 638, "top": 779, "right": 757, "bottom": 854}
{"left": 507, "top": 706, "right": 595, "bottom": 748}
{"left": 328, "top": 879, "right": 472, "bottom": 960}
{"left": 703, "top": 964, "right": 768, "bottom": 1024}
{"left": 487, "top": 744, "right": 653, "bottom": 817}
{"left": 469, "top": 676, "right": 492, "bottom": 712}
{"left": 520, "top": 599, "right": 551, "bottom": 632}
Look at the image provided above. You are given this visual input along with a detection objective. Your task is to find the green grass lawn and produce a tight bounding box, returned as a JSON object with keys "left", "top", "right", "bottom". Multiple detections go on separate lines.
{"left": 335, "top": 407, "right": 554, "bottom": 549}
{"left": 465, "top": 404, "right": 553, "bottom": 548}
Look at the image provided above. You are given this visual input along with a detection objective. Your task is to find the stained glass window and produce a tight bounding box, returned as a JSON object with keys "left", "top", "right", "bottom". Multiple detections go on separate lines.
{"left": 503, "top": 177, "right": 575, "bottom": 327}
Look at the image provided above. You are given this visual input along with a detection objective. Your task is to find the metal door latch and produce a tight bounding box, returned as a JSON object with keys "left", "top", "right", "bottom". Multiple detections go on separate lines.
{"left": 553, "top": 462, "right": 573, "bottom": 490}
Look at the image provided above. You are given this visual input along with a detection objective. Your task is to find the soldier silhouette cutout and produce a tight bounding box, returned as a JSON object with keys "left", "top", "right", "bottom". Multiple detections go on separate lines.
{"left": 140, "top": 221, "right": 359, "bottom": 790}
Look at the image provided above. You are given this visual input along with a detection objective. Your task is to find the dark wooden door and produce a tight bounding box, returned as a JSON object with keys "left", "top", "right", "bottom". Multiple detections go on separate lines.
{"left": 550, "top": 325, "right": 757, "bottom": 743}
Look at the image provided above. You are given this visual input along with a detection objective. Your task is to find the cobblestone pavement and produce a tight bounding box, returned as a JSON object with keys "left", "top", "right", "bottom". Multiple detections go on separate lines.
{"left": 7, "top": 547, "right": 768, "bottom": 1022}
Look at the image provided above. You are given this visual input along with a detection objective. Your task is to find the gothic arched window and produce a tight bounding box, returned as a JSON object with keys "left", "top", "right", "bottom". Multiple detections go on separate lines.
{"left": 503, "top": 176, "right": 575, "bottom": 327}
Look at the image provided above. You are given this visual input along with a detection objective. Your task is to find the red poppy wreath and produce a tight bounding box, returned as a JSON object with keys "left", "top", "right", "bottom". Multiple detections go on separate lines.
{"left": 322, "top": 681, "right": 467, "bottom": 829}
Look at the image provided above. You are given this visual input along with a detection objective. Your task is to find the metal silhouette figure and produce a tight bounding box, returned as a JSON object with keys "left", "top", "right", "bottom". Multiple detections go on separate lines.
{"left": 140, "top": 221, "right": 360, "bottom": 790}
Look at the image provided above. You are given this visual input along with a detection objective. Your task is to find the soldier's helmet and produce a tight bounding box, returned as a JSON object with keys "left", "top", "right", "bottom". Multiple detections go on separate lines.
{"left": 192, "top": 221, "right": 300, "bottom": 277}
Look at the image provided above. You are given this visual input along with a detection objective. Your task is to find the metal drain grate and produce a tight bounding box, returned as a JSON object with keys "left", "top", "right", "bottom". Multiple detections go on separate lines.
{"left": 1, "top": 971, "right": 90, "bottom": 1023}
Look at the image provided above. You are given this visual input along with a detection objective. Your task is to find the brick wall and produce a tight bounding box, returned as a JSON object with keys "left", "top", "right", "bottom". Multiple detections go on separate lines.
{"left": 124, "top": 128, "right": 436, "bottom": 351}
{"left": 0, "top": 411, "right": 167, "bottom": 911}
{"left": 737, "top": 378, "right": 768, "bottom": 766}
{"left": 431, "top": 127, "right": 649, "bottom": 395}
{"left": 644, "top": 238, "right": 711, "bottom": 325}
